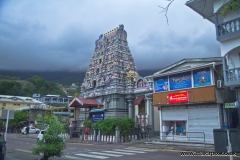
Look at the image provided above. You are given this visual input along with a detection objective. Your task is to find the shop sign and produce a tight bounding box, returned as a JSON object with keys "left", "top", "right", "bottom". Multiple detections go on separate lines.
{"left": 168, "top": 91, "right": 189, "bottom": 104}
{"left": 169, "top": 72, "right": 191, "bottom": 90}
{"left": 154, "top": 77, "right": 168, "bottom": 92}
{"left": 193, "top": 68, "right": 211, "bottom": 87}
{"left": 224, "top": 102, "right": 236, "bottom": 108}
{"left": 92, "top": 112, "right": 104, "bottom": 122}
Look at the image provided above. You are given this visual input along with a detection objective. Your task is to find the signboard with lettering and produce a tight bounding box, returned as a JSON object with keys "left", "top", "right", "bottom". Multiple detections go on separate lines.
{"left": 92, "top": 112, "right": 104, "bottom": 122}
{"left": 154, "top": 77, "right": 168, "bottom": 92}
{"left": 224, "top": 103, "right": 235, "bottom": 108}
{"left": 193, "top": 68, "right": 211, "bottom": 87}
{"left": 168, "top": 91, "right": 189, "bottom": 104}
{"left": 169, "top": 72, "right": 191, "bottom": 90}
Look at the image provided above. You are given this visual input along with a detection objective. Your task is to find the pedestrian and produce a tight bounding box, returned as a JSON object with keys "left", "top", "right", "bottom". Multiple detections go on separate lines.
{"left": 26, "top": 125, "right": 30, "bottom": 137}
{"left": 85, "top": 127, "right": 89, "bottom": 141}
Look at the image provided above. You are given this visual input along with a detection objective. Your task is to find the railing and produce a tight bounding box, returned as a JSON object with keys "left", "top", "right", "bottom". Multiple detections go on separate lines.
{"left": 217, "top": 17, "right": 240, "bottom": 41}
{"left": 224, "top": 67, "right": 240, "bottom": 86}
{"left": 148, "top": 132, "right": 206, "bottom": 150}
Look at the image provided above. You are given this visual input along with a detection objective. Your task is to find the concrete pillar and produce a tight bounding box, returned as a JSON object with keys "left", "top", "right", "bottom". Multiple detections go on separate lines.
{"left": 97, "top": 129, "right": 101, "bottom": 142}
{"left": 115, "top": 126, "right": 120, "bottom": 143}
{"left": 126, "top": 94, "right": 135, "bottom": 119}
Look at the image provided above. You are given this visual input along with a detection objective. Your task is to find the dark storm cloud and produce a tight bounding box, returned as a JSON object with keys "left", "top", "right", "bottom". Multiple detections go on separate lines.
{"left": 0, "top": 0, "right": 221, "bottom": 72}
{"left": 132, "top": 27, "right": 220, "bottom": 71}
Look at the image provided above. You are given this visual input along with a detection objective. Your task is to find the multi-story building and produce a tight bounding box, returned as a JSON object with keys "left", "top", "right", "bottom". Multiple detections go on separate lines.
{"left": 186, "top": 0, "right": 240, "bottom": 129}
{"left": 148, "top": 57, "right": 224, "bottom": 143}
{"left": 0, "top": 95, "right": 42, "bottom": 116}
{"left": 32, "top": 94, "right": 73, "bottom": 106}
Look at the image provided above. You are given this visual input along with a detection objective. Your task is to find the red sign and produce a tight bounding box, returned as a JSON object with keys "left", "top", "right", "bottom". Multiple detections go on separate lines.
{"left": 168, "top": 91, "right": 189, "bottom": 104}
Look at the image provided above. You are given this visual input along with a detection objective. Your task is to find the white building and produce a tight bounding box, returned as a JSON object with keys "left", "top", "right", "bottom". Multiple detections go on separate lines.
{"left": 186, "top": 0, "right": 240, "bottom": 129}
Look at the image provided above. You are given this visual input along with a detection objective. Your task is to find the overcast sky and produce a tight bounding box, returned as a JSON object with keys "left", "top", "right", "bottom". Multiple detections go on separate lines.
{"left": 0, "top": 0, "right": 220, "bottom": 72}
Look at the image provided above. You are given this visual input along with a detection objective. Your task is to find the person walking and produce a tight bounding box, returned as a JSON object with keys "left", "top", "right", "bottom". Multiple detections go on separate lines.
{"left": 26, "top": 125, "right": 30, "bottom": 137}
{"left": 85, "top": 127, "right": 89, "bottom": 141}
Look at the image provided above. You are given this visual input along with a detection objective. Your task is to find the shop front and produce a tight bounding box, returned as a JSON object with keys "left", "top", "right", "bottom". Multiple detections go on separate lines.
{"left": 149, "top": 58, "right": 224, "bottom": 144}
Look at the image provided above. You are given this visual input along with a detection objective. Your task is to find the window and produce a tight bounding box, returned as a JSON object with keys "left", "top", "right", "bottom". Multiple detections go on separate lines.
{"left": 2, "top": 103, "right": 6, "bottom": 107}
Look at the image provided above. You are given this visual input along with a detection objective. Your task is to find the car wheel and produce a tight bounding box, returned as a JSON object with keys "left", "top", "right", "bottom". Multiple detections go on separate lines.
{"left": 36, "top": 131, "right": 39, "bottom": 134}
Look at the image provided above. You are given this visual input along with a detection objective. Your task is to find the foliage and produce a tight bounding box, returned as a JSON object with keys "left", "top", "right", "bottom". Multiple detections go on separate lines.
{"left": 27, "top": 75, "right": 65, "bottom": 96}
{"left": 222, "top": 0, "right": 240, "bottom": 17}
{"left": 31, "top": 115, "right": 66, "bottom": 160}
{"left": 8, "top": 110, "right": 28, "bottom": 129}
{"left": 84, "top": 117, "right": 135, "bottom": 141}
{"left": 0, "top": 80, "right": 22, "bottom": 96}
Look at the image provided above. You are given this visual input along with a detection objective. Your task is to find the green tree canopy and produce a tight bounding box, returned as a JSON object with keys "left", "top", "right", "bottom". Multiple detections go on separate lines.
{"left": 31, "top": 115, "right": 66, "bottom": 160}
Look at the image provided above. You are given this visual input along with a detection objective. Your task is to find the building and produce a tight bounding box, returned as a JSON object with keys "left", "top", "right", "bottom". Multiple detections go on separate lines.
{"left": 186, "top": 0, "right": 240, "bottom": 129}
{"left": 147, "top": 57, "right": 225, "bottom": 143}
{"left": 0, "top": 95, "right": 42, "bottom": 117}
{"left": 68, "top": 25, "right": 158, "bottom": 133}
{"left": 32, "top": 94, "right": 73, "bottom": 106}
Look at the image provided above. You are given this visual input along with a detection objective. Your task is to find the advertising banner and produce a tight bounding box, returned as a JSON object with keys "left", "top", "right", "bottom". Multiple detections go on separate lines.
{"left": 92, "top": 112, "right": 104, "bottom": 122}
{"left": 154, "top": 77, "right": 168, "bottom": 92}
{"left": 193, "top": 68, "right": 211, "bottom": 87}
{"left": 168, "top": 91, "right": 189, "bottom": 104}
{"left": 169, "top": 72, "right": 191, "bottom": 90}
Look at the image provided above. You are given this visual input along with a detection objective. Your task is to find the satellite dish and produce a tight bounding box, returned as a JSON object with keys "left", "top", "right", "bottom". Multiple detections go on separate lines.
{"left": 234, "top": 101, "right": 240, "bottom": 108}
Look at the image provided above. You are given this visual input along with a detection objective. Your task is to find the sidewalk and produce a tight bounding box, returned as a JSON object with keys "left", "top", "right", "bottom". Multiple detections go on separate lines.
{"left": 65, "top": 137, "right": 215, "bottom": 152}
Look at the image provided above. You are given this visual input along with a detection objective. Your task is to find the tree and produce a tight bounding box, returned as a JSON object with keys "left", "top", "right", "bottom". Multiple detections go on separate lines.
{"left": 31, "top": 115, "right": 66, "bottom": 160}
{"left": 8, "top": 110, "right": 28, "bottom": 131}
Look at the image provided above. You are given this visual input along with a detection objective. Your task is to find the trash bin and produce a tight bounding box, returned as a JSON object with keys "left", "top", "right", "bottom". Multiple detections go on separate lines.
{"left": 213, "top": 129, "right": 240, "bottom": 153}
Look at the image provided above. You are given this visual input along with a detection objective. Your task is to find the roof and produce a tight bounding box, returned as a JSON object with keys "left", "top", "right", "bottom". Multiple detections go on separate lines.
{"left": 0, "top": 95, "right": 42, "bottom": 104}
{"left": 185, "top": 0, "right": 226, "bottom": 24}
{"left": 90, "top": 108, "right": 107, "bottom": 113}
{"left": 147, "top": 57, "right": 222, "bottom": 78}
{"left": 68, "top": 98, "right": 103, "bottom": 108}
{"left": 133, "top": 95, "right": 145, "bottom": 105}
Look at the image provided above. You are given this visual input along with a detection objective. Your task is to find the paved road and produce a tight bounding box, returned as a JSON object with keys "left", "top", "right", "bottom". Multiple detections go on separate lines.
{"left": 5, "top": 133, "right": 240, "bottom": 160}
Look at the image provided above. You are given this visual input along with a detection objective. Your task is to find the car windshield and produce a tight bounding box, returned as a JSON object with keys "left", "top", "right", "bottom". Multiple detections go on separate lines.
{"left": 41, "top": 131, "right": 44, "bottom": 134}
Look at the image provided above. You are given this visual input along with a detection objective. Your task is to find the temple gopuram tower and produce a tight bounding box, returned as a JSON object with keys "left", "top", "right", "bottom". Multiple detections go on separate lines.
{"left": 80, "top": 24, "right": 139, "bottom": 118}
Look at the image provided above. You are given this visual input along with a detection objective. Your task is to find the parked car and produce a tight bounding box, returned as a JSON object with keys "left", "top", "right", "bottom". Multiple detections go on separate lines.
{"left": 0, "top": 133, "right": 6, "bottom": 160}
{"left": 21, "top": 127, "right": 40, "bottom": 134}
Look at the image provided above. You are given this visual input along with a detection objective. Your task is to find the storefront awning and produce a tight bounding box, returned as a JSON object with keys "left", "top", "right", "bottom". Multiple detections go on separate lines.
{"left": 133, "top": 95, "right": 145, "bottom": 105}
{"left": 90, "top": 108, "right": 107, "bottom": 113}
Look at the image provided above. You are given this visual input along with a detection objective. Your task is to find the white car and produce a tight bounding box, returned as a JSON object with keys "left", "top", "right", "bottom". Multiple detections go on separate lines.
{"left": 37, "top": 130, "right": 45, "bottom": 141}
{"left": 21, "top": 127, "right": 40, "bottom": 134}
{"left": 37, "top": 130, "right": 66, "bottom": 141}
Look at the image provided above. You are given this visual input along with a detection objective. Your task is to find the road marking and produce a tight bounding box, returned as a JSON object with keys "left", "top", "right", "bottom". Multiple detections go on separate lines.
{"left": 90, "top": 152, "right": 123, "bottom": 157}
{"left": 75, "top": 153, "right": 108, "bottom": 159}
{"left": 64, "top": 155, "right": 90, "bottom": 160}
{"left": 15, "top": 149, "right": 31, "bottom": 153}
{"left": 102, "top": 151, "right": 135, "bottom": 155}
{"left": 126, "top": 148, "right": 157, "bottom": 152}
{"left": 113, "top": 149, "right": 146, "bottom": 153}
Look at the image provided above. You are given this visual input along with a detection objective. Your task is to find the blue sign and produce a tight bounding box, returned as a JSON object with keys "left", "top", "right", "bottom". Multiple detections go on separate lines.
{"left": 193, "top": 69, "right": 211, "bottom": 87}
{"left": 92, "top": 112, "right": 104, "bottom": 122}
{"left": 154, "top": 77, "right": 168, "bottom": 92}
{"left": 169, "top": 72, "right": 192, "bottom": 90}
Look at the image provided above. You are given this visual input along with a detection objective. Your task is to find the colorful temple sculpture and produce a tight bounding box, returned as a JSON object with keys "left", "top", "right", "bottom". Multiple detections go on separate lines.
{"left": 69, "top": 25, "right": 158, "bottom": 133}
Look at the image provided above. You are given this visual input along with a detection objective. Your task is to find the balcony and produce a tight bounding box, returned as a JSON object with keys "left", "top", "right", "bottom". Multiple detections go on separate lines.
{"left": 223, "top": 67, "right": 240, "bottom": 87}
{"left": 217, "top": 17, "right": 240, "bottom": 42}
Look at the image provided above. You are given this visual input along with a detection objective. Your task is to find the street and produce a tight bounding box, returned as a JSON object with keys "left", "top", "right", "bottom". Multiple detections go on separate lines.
{"left": 5, "top": 133, "right": 240, "bottom": 160}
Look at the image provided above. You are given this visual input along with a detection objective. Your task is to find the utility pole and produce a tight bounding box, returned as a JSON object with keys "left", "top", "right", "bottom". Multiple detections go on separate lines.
{"left": 28, "top": 104, "right": 30, "bottom": 126}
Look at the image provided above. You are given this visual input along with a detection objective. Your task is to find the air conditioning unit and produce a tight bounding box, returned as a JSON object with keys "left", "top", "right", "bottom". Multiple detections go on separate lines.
{"left": 217, "top": 80, "right": 224, "bottom": 88}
